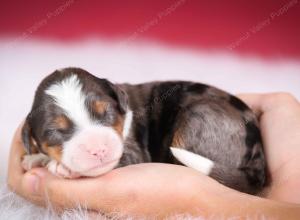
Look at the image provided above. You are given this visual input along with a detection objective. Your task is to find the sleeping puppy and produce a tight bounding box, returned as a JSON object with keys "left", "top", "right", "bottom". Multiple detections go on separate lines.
{"left": 22, "top": 67, "right": 266, "bottom": 194}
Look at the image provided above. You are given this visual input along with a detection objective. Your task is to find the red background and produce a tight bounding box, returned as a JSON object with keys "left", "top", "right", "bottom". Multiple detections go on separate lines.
{"left": 0, "top": 0, "right": 300, "bottom": 58}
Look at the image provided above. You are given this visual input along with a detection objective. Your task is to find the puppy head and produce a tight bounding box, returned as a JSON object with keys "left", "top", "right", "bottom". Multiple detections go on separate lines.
{"left": 22, "top": 68, "right": 132, "bottom": 177}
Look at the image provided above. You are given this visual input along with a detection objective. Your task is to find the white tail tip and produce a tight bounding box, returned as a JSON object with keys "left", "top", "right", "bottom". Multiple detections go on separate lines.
{"left": 170, "top": 147, "right": 214, "bottom": 175}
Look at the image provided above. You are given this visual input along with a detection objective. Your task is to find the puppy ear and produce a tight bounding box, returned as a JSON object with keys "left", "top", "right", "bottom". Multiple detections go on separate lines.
{"left": 113, "top": 85, "right": 128, "bottom": 114}
{"left": 102, "top": 79, "right": 128, "bottom": 114}
{"left": 21, "top": 118, "right": 38, "bottom": 154}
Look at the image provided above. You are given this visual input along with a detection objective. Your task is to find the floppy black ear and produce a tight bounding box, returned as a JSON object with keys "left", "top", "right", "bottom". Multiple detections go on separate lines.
{"left": 112, "top": 85, "right": 128, "bottom": 114}
{"left": 21, "top": 118, "right": 38, "bottom": 154}
{"left": 102, "top": 79, "right": 129, "bottom": 114}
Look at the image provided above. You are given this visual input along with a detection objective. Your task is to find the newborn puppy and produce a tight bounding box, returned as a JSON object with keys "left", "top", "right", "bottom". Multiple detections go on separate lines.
{"left": 22, "top": 67, "right": 266, "bottom": 194}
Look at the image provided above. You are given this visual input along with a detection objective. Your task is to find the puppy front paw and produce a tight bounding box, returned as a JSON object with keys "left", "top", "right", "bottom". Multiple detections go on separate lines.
{"left": 22, "top": 153, "right": 51, "bottom": 171}
{"left": 47, "top": 160, "right": 80, "bottom": 179}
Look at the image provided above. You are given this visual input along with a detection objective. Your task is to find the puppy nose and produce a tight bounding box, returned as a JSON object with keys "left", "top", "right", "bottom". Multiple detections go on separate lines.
{"left": 88, "top": 148, "right": 107, "bottom": 157}
{"left": 79, "top": 144, "right": 107, "bottom": 158}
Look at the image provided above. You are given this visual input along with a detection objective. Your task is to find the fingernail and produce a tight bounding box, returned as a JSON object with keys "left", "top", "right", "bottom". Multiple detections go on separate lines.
{"left": 24, "top": 173, "right": 40, "bottom": 195}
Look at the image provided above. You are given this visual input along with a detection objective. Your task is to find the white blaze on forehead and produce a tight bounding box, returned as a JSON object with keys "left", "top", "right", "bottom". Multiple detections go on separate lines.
{"left": 45, "top": 74, "right": 93, "bottom": 128}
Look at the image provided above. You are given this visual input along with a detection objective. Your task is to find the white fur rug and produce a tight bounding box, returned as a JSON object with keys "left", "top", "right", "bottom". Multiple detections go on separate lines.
{"left": 0, "top": 38, "right": 299, "bottom": 219}
{"left": 0, "top": 187, "right": 203, "bottom": 220}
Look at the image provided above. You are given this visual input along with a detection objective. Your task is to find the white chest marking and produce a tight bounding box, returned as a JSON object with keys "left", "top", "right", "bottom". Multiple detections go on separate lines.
{"left": 123, "top": 110, "right": 133, "bottom": 139}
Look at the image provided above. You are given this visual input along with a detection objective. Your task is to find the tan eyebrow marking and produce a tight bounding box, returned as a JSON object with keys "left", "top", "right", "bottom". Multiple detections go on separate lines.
{"left": 54, "top": 115, "right": 70, "bottom": 130}
{"left": 92, "top": 100, "right": 109, "bottom": 114}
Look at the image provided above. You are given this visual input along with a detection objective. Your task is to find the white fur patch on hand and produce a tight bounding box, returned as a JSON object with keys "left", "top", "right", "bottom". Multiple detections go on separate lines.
{"left": 170, "top": 147, "right": 214, "bottom": 175}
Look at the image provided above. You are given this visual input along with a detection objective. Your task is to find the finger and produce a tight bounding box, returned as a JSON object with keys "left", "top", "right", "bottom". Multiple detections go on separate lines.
{"left": 7, "top": 122, "right": 27, "bottom": 193}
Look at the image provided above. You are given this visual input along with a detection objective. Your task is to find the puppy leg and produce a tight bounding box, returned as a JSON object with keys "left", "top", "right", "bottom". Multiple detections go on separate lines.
{"left": 47, "top": 160, "right": 80, "bottom": 179}
{"left": 22, "top": 153, "right": 50, "bottom": 171}
{"left": 170, "top": 147, "right": 214, "bottom": 175}
{"left": 118, "top": 137, "right": 151, "bottom": 167}
{"left": 169, "top": 102, "right": 266, "bottom": 194}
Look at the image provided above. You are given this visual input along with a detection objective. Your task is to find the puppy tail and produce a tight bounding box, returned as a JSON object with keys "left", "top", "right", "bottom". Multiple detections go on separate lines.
{"left": 170, "top": 147, "right": 265, "bottom": 194}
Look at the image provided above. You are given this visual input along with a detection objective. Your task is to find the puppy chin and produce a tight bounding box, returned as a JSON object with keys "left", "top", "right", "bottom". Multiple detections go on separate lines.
{"left": 80, "top": 159, "right": 120, "bottom": 177}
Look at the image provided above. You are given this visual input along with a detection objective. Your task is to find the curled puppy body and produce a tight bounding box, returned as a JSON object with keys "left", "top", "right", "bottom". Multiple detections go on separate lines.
{"left": 22, "top": 67, "right": 266, "bottom": 194}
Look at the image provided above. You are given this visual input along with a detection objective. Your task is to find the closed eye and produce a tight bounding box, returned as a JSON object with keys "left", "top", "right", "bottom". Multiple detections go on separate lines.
{"left": 43, "top": 129, "right": 63, "bottom": 145}
{"left": 44, "top": 127, "right": 73, "bottom": 146}
{"left": 44, "top": 128, "right": 58, "bottom": 137}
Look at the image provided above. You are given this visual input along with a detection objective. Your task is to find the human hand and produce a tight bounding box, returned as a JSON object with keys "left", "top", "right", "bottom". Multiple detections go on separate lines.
{"left": 7, "top": 92, "right": 300, "bottom": 218}
{"left": 238, "top": 92, "right": 300, "bottom": 203}
{"left": 6, "top": 124, "right": 228, "bottom": 217}
{"left": 7, "top": 125, "right": 300, "bottom": 219}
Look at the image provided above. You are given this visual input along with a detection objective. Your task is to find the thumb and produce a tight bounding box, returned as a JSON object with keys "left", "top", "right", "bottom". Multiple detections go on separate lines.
{"left": 22, "top": 168, "right": 105, "bottom": 210}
